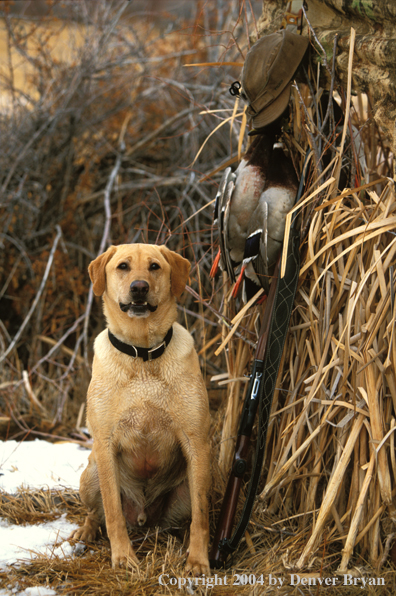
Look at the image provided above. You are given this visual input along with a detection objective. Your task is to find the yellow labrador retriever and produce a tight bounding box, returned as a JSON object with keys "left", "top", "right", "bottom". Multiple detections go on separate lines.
{"left": 71, "top": 244, "right": 211, "bottom": 574}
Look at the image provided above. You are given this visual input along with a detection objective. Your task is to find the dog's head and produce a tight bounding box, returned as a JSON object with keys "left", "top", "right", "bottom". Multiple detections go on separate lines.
{"left": 88, "top": 244, "right": 191, "bottom": 319}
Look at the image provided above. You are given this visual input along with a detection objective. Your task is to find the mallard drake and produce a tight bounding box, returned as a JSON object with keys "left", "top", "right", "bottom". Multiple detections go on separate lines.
{"left": 237, "top": 147, "right": 298, "bottom": 300}
{"left": 212, "top": 133, "right": 298, "bottom": 301}
{"left": 212, "top": 134, "right": 271, "bottom": 281}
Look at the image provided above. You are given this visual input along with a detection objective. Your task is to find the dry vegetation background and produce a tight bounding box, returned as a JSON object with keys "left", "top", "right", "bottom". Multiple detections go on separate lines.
{"left": 2, "top": 1, "right": 396, "bottom": 594}
{"left": 0, "top": 0, "right": 245, "bottom": 431}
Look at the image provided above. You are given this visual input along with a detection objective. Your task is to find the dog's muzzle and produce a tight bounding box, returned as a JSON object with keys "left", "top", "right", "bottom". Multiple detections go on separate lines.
{"left": 119, "top": 280, "right": 158, "bottom": 317}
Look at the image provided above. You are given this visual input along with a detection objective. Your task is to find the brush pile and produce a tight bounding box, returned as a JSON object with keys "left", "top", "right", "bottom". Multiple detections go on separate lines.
{"left": 210, "top": 25, "right": 396, "bottom": 579}
{"left": 0, "top": 0, "right": 244, "bottom": 433}
{"left": 1, "top": 1, "right": 396, "bottom": 593}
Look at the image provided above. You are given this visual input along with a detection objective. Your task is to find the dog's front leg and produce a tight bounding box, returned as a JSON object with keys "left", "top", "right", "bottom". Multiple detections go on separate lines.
{"left": 183, "top": 440, "right": 211, "bottom": 575}
{"left": 95, "top": 444, "right": 138, "bottom": 569}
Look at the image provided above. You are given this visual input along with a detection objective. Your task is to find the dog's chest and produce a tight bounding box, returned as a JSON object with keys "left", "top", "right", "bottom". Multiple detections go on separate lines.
{"left": 89, "top": 329, "right": 195, "bottom": 481}
{"left": 112, "top": 382, "right": 182, "bottom": 480}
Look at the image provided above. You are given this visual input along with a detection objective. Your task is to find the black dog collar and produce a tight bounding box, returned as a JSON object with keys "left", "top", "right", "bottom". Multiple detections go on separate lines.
{"left": 108, "top": 327, "right": 173, "bottom": 362}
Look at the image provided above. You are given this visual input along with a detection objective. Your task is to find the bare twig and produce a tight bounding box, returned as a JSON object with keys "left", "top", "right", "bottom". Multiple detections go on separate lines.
{"left": 82, "top": 150, "right": 123, "bottom": 366}
{"left": 0, "top": 226, "right": 62, "bottom": 365}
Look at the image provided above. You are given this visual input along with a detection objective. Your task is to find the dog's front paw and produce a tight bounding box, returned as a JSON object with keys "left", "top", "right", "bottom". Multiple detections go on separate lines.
{"left": 111, "top": 542, "right": 139, "bottom": 570}
{"left": 69, "top": 520, "right": 98, "bottom": 543}
{"left": 185, "top": 553, "right": 210, "bottom": 576}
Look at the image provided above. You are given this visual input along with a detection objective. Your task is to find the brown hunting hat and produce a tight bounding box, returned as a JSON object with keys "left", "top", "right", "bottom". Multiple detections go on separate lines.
{"left": 241, "top": 30, "right": 309, "bottom": 129}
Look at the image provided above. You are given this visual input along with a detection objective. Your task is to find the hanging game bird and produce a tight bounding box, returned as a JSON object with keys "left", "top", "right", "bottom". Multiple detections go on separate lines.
{"left": 211, "top": 133, "right": 298, "bottom": 301}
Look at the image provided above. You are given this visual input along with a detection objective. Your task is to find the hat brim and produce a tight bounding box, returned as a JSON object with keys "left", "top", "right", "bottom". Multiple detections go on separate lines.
{"left": 252, "top": 83, "right": 291, "bottom": 130}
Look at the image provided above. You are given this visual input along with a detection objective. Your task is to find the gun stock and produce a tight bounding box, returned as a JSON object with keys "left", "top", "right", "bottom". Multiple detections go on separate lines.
{"left": 210, "top": 435, "right": 250, "bottom": 567}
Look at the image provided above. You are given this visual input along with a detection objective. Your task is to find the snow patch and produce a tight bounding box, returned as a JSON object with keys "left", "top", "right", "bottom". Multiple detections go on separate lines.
{"left": 0, "top": 439, "right": 89, "bottom": 493}
{"left": 0, "top": 514, "right": 80, "bottom": 570}
{"left": 0, "top": 439, "right": 90, "bottom": 578}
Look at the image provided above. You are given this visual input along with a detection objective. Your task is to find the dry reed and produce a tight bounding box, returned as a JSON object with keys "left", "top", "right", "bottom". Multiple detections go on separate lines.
{"left": 209, "top": 25, "right": 396, "bottom": 580}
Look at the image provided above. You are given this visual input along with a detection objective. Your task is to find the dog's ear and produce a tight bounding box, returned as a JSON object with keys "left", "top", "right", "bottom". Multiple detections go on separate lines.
{"left": 160, "top": 246, "right": 191, "bottom": 298}
{"left": 88, "top": 246, "right": 117, "bottom": 296}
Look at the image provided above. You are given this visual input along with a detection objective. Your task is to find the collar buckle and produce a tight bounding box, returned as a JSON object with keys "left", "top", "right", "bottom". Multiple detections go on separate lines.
{"left": 147, "top": 341, "right": 164, "bottom": 361}
{"left": 129, "top": 344, "right": 138, "bottom": 358}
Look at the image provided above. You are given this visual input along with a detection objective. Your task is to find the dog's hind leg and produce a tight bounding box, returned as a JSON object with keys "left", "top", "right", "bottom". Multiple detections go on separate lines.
{"left": 70, "top": 451, "right": 104, "bottom": 542}
{"left": 159, "top": 478, "right": 191, "bottom": 527}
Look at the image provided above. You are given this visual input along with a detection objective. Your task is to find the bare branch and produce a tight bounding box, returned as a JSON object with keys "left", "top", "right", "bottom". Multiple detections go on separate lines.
{"left": 0, "top": 225, "right": 62, "bottom": 365}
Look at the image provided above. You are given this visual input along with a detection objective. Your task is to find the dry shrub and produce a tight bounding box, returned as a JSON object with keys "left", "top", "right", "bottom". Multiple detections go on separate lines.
{"left": 0, "top": 0, "right": 250, "bottom": 431}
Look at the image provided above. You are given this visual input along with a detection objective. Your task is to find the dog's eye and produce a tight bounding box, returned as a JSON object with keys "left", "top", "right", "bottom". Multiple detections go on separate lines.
{"left": 117, "top": 262, "right": 129, "bottom": 271}
{"left": 149, "top": 262, "right": 160, "bottom": 271}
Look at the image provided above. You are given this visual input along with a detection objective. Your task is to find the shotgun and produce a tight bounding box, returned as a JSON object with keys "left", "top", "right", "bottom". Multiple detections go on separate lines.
{"left": 210, "top": 254, "right": 281, "bottom": 568}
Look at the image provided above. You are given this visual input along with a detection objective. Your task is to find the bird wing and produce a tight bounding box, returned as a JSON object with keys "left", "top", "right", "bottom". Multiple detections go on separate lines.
{"left": 213, "top": 166, "right": 232, "bottom": 224}
{"left": 223, "top": 177, "right": 237, "bottom": 282}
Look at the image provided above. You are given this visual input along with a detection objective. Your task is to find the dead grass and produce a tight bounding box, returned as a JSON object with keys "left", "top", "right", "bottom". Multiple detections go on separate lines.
{"left": 1, "top": 488, "right": 396, "bottom": 595}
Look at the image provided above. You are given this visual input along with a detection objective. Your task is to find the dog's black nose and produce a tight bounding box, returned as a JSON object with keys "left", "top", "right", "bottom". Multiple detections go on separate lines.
{"left": 130, "top": 280, "right": 149, "bottom": 297}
